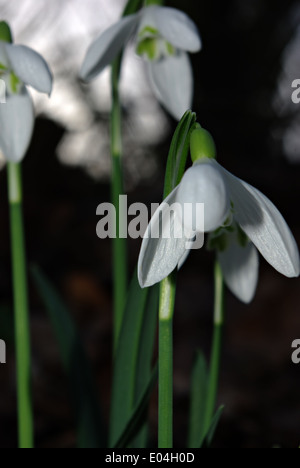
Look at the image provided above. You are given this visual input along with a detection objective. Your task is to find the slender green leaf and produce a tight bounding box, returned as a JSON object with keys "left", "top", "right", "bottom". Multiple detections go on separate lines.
{"left": 201, "top": 405, "right": 224, "bottom": 448}
{"left": 110, "top": 271, "right": 157, "bottom": 447}
{"left": 114, "top": 365, "right": 158, "bottom": 448}
{"left": 164, "top": 110, "right": 197, "bottom": 198}
{"left": 133, "top": 285, "right": 158, "bottom": 447}
{"left": 188, "top": 350, "right": 208, "bottom": 448}
{"left": 31, "top": 265, "right": 106, "bottom": 448}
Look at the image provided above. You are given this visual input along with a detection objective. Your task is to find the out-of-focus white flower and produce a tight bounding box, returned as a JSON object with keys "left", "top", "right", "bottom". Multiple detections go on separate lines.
{"left": 80, "top": 6, "right": 201, "bottom": 120}
{"left": 138, "top": 157, "right": 300, "bottom": 303}
{"left": 0, "top": 21, "right": 52, "bottom": 162}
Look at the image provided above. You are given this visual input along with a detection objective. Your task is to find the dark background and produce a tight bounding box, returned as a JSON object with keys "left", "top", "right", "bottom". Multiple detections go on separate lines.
{"left": 0, "top": 0, "right": 300, "bottom": 448}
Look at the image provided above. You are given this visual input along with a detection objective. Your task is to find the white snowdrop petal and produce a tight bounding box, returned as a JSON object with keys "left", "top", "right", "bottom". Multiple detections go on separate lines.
{"left": 176, "top": 161, "right": 230, "bottom": 232}
{"left": 218, "top": 238, "right": 259, "bottom": 304}
{"left": 0, "top": 41, "right": 9, "bottom": 67}
{"left": 147, "top": 51, "right": 193, "bottom": 120}
{"left": 223, "top": 168, "right": 300, "bottom": 278}
{"left": 154, "top": 7, "right": 202, "bottom": 52}
{"left": 5, "top": 44, "right": 53, "bottom": 95}
{"left": 0, "top": 86, "right": 34, "bottom": 162}
{"left": 80, "top": 14, "right": 139, "bottom": 81}
{"left": 138, "top": 187, "right": 193, "bottom": 288}
{"left": 138, "top": 6, "right": 159, "bottom": 36}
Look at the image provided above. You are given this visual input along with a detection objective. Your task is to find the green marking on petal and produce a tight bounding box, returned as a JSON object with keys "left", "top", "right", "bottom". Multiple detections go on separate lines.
{"left": 0, "top": 62, "right": 7, "bottom": 70}
{"left": 166, "top": 42, "right": 175, "bottom": 56}
{"left": 237, "top": 225, "right": 249, "bottom": 248}
{"left": 10, "top": 72, "right": 20, "bottom": 94}
{"left": 0, "top": 21, "right": 13, "bottom": 43}
{"left": 207, "top": 231, "right": 228, "bottom": 252}
{"left": 136, "top": 38, "right": 158, "bottom": 61}
{"left": 208, "top": 219, "right": 247, "bottom": 253}
{"left": 138, "top": 25, "right": 159, "bottom": 39}
{"left": 221, "top": 212, "right": 234, "bottom": 229}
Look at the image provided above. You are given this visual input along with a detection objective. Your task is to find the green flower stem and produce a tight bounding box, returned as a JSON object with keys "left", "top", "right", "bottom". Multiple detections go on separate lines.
{"left": 111, "top": 58, "right": 128, "bottom": 351}
{"left": 124, "top": 0, "right": 144, "bottom": 15}
{"left": 7, "top": 162, "right": 33, "bottom": 449}
{"left": 204, "top": 261, "right": 224, "bottom": 432}
{"left": 158, "top": 272, "right": 176, "bottom": 448}
{"left": 145, "top": 0, "right": 163, "bottom": 6}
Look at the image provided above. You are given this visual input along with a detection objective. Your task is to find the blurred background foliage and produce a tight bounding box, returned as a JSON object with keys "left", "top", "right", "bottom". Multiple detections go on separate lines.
{"left": 0, "top": 0, "right": 300, "bottom": 448}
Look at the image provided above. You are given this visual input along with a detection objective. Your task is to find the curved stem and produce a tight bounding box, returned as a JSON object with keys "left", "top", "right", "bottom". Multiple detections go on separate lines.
{"left": 7, "top": 162, "right": 33, "bottom": 449}
{"left": 111, "top": 59, "right": 128, "bottom": 351}
{"left": 158, "top": 272, "right": 176, "bottom": 448}
{"left": 203, "top": 261, "right": 224, "bottom": 433}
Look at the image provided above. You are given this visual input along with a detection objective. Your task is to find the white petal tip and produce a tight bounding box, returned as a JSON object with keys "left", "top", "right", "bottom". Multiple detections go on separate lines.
{"left": 283, "top": 261, "right": 300, "bottom": 278}
{"left": 80, "top": 14, "right": 138, "bottom": 82}
{"left": 137, "top": 186, "right": 189, "bottom": 288}
{"left": 224, "top": 169, "right": 300, "bottom": 282}
{"left": 137, "top": 271, "right": 147, "bottom": 289}
{"left": 79, "top": 64, "right": 92, "bottom": 82}
{"left": 0, "top": 88, "right": 34, "bottom": 162}
{"left": 6, "top": 44, "right": 53, "bottom": 95}
{"left": 237, "top": 290, "right": 256, "bottom": 305}
{"left": 218, "top": 238, "right": 259, "bottom": 305}
{"left": 148, "top": 52, "right": 193, "bottom": 121}
{"left": 155, "top": 7, "right": 202, "bottom": 53}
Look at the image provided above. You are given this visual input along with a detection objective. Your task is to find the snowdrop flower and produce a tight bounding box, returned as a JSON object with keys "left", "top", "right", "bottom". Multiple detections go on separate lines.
{"left": 138, "top": 128, "right": 300, "bottom": 303}
{"left": 79, "top": 5, "right": 201, "bottom": 120}
{"left": 0, "top": 21, "right": 52, "bottom": 162}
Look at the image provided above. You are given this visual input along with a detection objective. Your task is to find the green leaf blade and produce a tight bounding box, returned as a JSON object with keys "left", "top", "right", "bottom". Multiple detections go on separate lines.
{"left": 113, "top": 365, "right": 158, "bottom": 449}
{"left": 31, "top": 265, "right": 106, "bottom": 448}
{"left": 188, "top": 350, "right": 208, "bottom": 448}
{"left": 133, "top": 285, "right": 158, "bottom": 447}
{"left": 201, "top": 405, "right": 224, "bottom": 448}
{"left": 109, "top": 272, "right": 158, "bottom": 448}
{"left": 164, "top": 110, "right": 197, "bottom": 198}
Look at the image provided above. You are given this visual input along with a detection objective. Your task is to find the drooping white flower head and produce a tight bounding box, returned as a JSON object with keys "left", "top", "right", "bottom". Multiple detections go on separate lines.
{"left": 138, "top": 128, "right": 300, "bottom": 303}
{"left": 0, "top": 21, "right": 53, "bottom": 163}
{"left": 79, "top": 6, "right": 202, "bottom": 120}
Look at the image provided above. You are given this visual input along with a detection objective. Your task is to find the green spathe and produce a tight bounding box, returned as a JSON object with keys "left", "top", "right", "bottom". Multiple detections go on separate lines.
{"left": 190, "top": 127, "right": 217, "bottom": 162}
{"left": 0, "top": 21, "right": 13, "bottom": 43}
